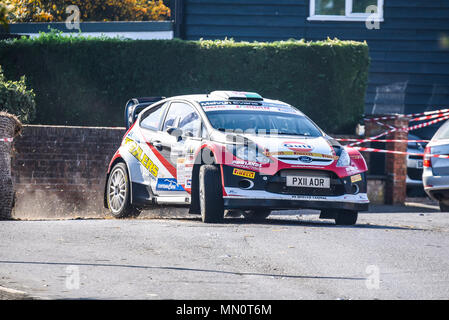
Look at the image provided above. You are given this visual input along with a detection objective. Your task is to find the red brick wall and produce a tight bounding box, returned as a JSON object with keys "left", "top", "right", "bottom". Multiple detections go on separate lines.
{"left": 364, "top": 117, "right": 409, "bottom": 205}
{"left": 11, "top": 125, "right": 125, "bottom": 219}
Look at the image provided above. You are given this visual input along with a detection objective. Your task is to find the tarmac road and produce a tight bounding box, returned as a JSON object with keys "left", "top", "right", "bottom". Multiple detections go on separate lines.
{"left": 1, "top": 204, "right": 449, "bottom": 300}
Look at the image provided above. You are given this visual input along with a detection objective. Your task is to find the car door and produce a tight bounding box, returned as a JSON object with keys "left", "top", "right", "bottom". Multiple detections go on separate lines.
{"left": 138, "top": 102, "right": 170, "bottom": 192}
{"left": 153, "top": 101, "right": 203, "bottom": 196}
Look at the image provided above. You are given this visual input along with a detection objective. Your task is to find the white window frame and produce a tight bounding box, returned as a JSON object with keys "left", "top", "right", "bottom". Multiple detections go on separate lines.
{"left": 308, "top": 0, "right": 384, "bottom": 22}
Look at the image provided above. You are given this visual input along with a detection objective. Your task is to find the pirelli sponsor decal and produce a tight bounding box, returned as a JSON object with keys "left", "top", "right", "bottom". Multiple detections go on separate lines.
{"left": 264, "top": 151, "right": 339, "bottom": 160}
{"left": 350, "top": 174, "right": 362, "bottom": 183}
{"left": 124, "top": 137, "right": 159, "bottom": 178}
{"left": 232, "top": 168, "right": 255, "bottom": 179}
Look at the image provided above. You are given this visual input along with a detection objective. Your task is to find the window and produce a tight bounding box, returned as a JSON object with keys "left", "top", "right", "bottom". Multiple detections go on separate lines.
{"left": 206, "top": 110, "right": 322, "bottom": 137}
{"left": 308, "top": 0, "right": 383, "bottom": 22}
{"left": 163, "top": 102, "right": 202, "bottom": 137}
{"left": 140, "top": 102, "right": 168, "bottom": 131}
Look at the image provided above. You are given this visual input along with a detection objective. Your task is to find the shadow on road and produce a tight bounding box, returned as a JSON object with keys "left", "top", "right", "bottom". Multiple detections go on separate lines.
{"left": 170, "top": 216, "right": 425, "bottom": 231}
{"left": 0, "top": 260, "right": 365, "bottom": 281}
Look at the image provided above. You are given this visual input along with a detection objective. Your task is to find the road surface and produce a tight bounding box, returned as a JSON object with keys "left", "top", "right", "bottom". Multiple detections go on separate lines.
{"left": 1, "top": 205, "right": 448, "bottom": 300}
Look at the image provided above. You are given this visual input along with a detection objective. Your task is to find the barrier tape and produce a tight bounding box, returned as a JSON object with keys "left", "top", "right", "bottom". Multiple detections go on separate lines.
{"left": 337, "top": 138, "right": 430, "bottom": 143}
{"left": 410, "top": 112, "right": 449, "bottom": 122}
{"left": 407, "top": 114, "right": 449, "bottom": 132}
{"left": 364, "top": 108, "right": 449, "bottom": 122}
{"left": 349, "top": 113, "right": 449, "bottom": 147}
{"left": 353, "top": 147, "right": 449, "bottom": 159}
{"left": 376, "top": 121, "right": 396, "bottom": 130}
{"left": 0, "top": 138, "right": 13, "bottom": 142}
{"left": 348, "top": 127, "right": 405, "bottom": 146}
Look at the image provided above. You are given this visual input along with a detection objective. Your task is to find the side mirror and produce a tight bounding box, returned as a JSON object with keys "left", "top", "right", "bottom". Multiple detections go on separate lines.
{"left": 167, "top": 127, "right": 183, "bottom": 141}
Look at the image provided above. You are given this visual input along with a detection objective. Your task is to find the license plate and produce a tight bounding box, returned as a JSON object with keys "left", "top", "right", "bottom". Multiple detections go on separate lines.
{"left": 417, "top": 160, "right": 423, "bottom": 169}
{"left": 286, "top": 176, "right": 330, "bottom": 188}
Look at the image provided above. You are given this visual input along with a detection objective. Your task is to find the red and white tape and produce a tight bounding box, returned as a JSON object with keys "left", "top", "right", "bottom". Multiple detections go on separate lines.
{"left": 410, "top": 112, "right": 449, "bottom": 122}
{"left": 0, "top": 137, "right": 13, "bottom": 142}
{"left": 365, "top": 108, "right": 449, "bottom": 122}
{"left": 349, "top": 113, "right": 449, "bottom": 147}
{"left": 337, "top": 138, "right": 429, "bottom": 143}
{"left": 348, "top": 127, "right": 406, "bottom": 146}
{"left": 407, "top": 114, "right": 449, "bottom": 132}
{"left": 353, "top": 147, "right": 449, "bottom": 159}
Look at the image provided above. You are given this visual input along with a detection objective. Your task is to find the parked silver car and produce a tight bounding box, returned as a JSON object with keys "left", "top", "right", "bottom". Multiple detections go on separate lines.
{"left": 423, "top": 120, "right": 449, "bottom": 211}
{"left": 407, "top": 133, "right": 426, "bottom": 188}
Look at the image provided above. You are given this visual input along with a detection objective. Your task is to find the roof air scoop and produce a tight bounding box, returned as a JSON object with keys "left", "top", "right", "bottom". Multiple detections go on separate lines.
{"left": 209, "top": 91, "right": 263, "bottom": 101}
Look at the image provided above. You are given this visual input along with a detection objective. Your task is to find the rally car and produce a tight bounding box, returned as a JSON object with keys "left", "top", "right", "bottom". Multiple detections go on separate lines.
{"left": 104, "top": 91, "right": 369, "bottom": 225}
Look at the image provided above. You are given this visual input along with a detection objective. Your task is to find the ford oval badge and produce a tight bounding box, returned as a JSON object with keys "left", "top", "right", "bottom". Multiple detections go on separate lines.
{"left": 299, "top": 156, "right": 313, "bottom": 163}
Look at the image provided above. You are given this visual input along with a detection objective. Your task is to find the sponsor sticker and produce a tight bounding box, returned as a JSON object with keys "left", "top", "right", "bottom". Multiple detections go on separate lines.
{"left": 124, "top": 137, "right": 159, "bottom": 178}
{"left": 284, "top": 141, "right": 313, "bottom": 152}
{"left": 231, "top": 160, "right": 262, "bottom": 169}
{"left": 264, "top": 151, "right": 338, "bottom": 160}
{"left": 177, "top": 158, "right": 186, "bottom": 185}
{"left": 156, "top": 178, "right": 184, "bottom": 191}
{"left": 351, "top": 174, "right": 362, "bottom": 183}
{"left": 232, "top": 168, "right": 255, "bottom": 179}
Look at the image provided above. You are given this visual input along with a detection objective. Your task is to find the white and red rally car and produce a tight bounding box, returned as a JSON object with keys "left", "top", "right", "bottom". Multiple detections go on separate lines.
{"left": 104, "top": 91, "right": 369, "bottom": 225}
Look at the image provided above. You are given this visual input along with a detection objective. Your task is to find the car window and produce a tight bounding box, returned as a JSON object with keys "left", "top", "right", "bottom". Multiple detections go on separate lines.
{"left": 433, "top": 120, "right": 449, "bottom": 140}
{"left": 163, "top": 102, "right": 201, "bottom": 137}
{"left": 140, "top": 102, "right": 167, "bottom": 131}
{"left": 206, "top": 110, "right": 322, "bottom": 137}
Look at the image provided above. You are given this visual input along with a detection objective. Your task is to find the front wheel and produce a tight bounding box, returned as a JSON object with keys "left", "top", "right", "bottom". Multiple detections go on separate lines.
{"left": 106, "top": 162, "right": 140, "bottom": 218}
{"left": 334, "top": 210, "right": 358, "bottom": 225}
{"left": 199, "top": 165, "right": 224, "bottom": 223}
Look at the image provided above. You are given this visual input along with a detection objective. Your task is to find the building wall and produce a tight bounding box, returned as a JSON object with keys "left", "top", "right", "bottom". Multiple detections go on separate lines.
{"left": 8, "top": 21, "right": 174, "bottom": 40}
{"left": 183, "top": 0, "right": 449, "bottom": 122}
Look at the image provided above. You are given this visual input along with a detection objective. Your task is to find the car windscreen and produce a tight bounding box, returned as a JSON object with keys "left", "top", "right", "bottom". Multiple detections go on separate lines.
{"left": 205, "top": 110, "right": 322, "bottom": 137}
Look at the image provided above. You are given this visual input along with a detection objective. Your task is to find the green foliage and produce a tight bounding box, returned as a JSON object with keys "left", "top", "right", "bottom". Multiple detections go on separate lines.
{"left": 0, "top": 34, "right": 369, "bottom": 133}
{"left": 0, "top": 65, "right": 36, "bottom": 123}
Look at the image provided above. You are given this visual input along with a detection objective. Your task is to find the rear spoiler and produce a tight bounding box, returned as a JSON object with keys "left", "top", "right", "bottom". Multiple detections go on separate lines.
{"left": 124, "top": 97, "right": 165, "bottom": 130}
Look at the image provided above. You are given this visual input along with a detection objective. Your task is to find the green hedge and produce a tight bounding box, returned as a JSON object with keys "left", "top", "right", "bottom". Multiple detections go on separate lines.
{"left": 0, "top": 66, "right": 36, "bottom": 123}
{"left": 0, "top": 33, "right": 369, "bottom": 133}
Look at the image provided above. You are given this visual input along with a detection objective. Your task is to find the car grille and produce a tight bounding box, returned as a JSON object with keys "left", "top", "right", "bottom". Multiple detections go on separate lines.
{"left": 265, "top": 170, "right": 345, "bottom": 196}
{"left": 408, "top": 168, "right": 423, "bottom": 181}
{"left": 409, "top": 154, "right": 423, "bottom": 160}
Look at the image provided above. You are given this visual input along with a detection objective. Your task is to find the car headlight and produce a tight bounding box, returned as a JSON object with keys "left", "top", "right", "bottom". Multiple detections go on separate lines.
{"left": 226, "top": 144, "right": 271, "bottom": 164}
{"left": 336, "top": 148, "right": 351, "bottom": 167}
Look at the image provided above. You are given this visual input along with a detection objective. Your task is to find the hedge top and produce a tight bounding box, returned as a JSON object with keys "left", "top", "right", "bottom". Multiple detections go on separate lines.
{"left": 0, "top": 32, "right": 370, "bottom": 133}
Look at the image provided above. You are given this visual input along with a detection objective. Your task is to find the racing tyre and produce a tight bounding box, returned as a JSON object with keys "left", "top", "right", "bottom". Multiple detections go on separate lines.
{"left": 334, "top": 210, "right": 358, "bottom": 225}
{"left": 199, "top": 165, "right": 224, "bottom": 223}
{"left": 106, "top": 162, "right": 140, "bottom": 218}
{"left": 439, "top": 201, "right": 449, "bottom": 212}
{"left": 242, "top": 209, "right": 271, "bottom": 222}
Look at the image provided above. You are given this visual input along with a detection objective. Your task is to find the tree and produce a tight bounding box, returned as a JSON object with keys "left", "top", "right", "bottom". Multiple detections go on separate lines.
{"left": 0, "top": 66, "right": 36, "bottom": 124}
{"left": 0, "top": 3, "right": 9, "bottom": 31}
{"left": 5, "top": 0, "right": 170, "bottom": 22}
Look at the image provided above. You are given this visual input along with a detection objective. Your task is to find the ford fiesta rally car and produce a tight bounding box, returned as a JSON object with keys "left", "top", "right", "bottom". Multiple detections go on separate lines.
{"left": 105, "top": 91, "right": 369, "bottom": 225}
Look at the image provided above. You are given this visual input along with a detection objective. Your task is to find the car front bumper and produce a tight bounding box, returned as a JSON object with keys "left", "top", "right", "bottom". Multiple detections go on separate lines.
{"left": 221, "top": 165, "right": 369, "bottom": 211}
{"left": 223, "top": 189, "right": 369, "bottom": 211}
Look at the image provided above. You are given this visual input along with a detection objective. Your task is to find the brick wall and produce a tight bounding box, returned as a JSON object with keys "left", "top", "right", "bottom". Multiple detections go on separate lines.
{"left": 364, "top": 117, "right": 410, "bottom": 205}
{"left": 11, "top": 125, "right": 125, "bottom": 219}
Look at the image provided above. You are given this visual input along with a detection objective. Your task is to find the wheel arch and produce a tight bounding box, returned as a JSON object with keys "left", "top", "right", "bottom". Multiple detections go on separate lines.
{"left": 104, "top": 156, "right": 133, "bottom": 209}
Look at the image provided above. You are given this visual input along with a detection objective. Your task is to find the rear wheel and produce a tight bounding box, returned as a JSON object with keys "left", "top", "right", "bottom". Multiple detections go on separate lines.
{"left": 242, "top": 209, "right": 271, "bottom": 222}
{"left": 334, "top": 210, "right": 358, "bottom": 225}
{"left": 106, "top": 163, "right": 140, "bottom": 218}
{"left": 199, "top": 165, "right": 224, "bottom": 223}
{"left": 439, "top": 201, "right": 449, "bottom": 212}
